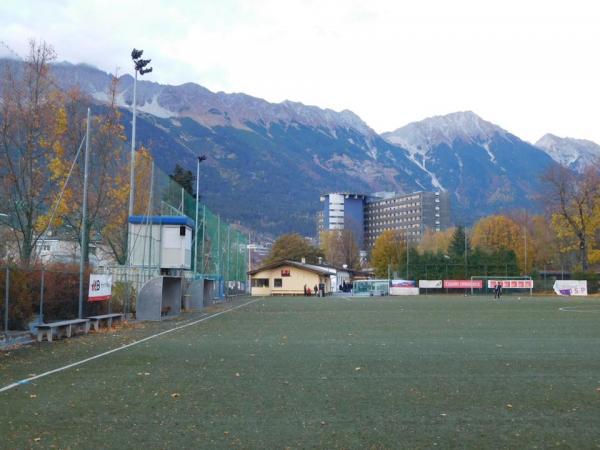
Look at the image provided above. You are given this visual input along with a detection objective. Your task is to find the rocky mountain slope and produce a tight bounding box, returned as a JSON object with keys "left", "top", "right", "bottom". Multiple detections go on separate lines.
{"left": 535, "top": 133, "right": 600, "bottom": 172}
{"left": 36, "top": 61, "right": 435, "bottom": 234}
{"left": 2, "top": 58, "right": 581, "bottom": 235}
{"left": 382, "top": 111, "right": 557, "bottom": 217}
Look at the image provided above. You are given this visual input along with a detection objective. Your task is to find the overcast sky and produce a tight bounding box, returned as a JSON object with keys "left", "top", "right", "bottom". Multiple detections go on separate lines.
{"left": 2, "top": 0, "right": 600, "bottom": 143}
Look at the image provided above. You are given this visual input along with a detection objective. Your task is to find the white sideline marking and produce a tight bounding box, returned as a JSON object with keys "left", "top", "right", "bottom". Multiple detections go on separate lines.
{"left": 559, "top": 306, "right": 600, "bottom": 313}
{"left": 0, "top": 297, "right": 263, "bottom": 394}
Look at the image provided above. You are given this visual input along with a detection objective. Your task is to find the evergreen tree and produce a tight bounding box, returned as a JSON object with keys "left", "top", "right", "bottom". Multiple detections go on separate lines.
{"left": 449, "top": 226, "right": 471, "bottom": 260}
{"left": 170, "top": 164, "right": 195, "bottom": 196}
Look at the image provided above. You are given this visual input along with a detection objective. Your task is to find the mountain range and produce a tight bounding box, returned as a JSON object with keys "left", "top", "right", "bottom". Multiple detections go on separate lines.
{"left": 2, "top": 58, "right": 599, "bottom": 236}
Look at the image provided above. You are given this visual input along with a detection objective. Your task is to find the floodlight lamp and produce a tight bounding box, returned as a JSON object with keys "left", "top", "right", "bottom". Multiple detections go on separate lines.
{"left": 131, "top": 48, "right": 143, "bottom": 60}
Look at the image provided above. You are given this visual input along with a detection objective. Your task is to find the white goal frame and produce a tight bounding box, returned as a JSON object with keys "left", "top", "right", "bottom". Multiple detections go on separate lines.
{"left": 470, "top": 275, "right": 533, "bottom": 296}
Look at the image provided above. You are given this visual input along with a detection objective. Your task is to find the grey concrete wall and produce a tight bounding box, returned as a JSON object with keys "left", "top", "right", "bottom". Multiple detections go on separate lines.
{"left": 137, "top": 276, "right": 182, "bottom": 321}
{"left": 186, "top": 279, "right": 205, "bottom": 310}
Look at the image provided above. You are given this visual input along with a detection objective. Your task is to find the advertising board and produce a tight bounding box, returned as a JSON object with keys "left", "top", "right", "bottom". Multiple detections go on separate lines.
{"left": 88, "top": 274, "right": 112, "bottom": 302}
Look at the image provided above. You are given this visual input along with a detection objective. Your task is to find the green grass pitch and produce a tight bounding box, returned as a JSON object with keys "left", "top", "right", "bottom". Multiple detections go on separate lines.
{"left": 1, "top": 295, "right": 600, "bottom": 448}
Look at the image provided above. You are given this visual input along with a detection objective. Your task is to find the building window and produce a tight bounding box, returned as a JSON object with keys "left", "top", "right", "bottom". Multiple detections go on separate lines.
{"left": 274, "top": 278, "right": 283, "bottom": 288}
{"left": 251, "top": 278, "right": 269, "bottom": 288}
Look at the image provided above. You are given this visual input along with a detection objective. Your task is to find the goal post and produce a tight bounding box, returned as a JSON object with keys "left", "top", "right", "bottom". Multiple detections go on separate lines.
{"left": 470, "top": 275, "right": 533, "bottom": 296}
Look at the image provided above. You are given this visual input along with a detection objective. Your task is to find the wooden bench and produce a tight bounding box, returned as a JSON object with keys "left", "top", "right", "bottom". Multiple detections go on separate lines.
{"left": 37, "top": 319, "right": 90, "bottom": 343}
{"left": 87, "top": 313, "right": 124, "bottom": 331}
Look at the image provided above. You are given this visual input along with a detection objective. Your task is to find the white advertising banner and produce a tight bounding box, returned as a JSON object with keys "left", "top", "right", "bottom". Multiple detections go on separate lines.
{"left": 419, "top": 280, "right": 443, "bottom": 289}
{"left": 88, "top": 274, "right": 113, "bottom": 302}
{"left": 390, "top": 287, "right": 420, "bottom": 296}
{"left": 554, "top": 280, "right": 588, "bottom": 296}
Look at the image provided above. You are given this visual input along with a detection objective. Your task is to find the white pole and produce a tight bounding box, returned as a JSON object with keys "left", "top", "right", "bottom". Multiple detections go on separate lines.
{"left": 200, "top": 204, "right": 206, "bottom": 274}
{"left": 128, "top": 70, "right": 138, "bottom": 220}
{"left": 124, "top": 69, "right": 137, "bottom": 319}
{"left": 524, "top": 210, "right": 528, "bottom": 274}
{"left": 4, "top": 267, "right": 9, "bottom": 332}
{"left": 406, "top": 238, "right": 409, "bottom": 280}
{"left": 78, "top": 108, "right": 91, "bottom": 319}
{"left": 217, "top": 214, "right": 221, "bottom": 276}
{"left": 181, "top": 188, "right": 184, "bottom": 214}
{"left": 464, "top": 227, "right": 468, "bottom": 277}
{"left": 145, "top": 161, "right": 154, "bottom": 276}
{"left": 194, "top": 158, "right": 200, "bottom": 274}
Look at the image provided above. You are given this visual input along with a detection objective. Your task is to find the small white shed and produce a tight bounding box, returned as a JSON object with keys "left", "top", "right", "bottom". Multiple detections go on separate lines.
{"left": 128, "top": 215, "right": 194, "bottom": 270}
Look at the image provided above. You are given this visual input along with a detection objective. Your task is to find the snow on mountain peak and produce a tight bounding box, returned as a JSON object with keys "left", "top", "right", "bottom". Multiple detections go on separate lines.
{"left": 535, "top": 133, "right": 600, "bottom": 171}
{"left": 382, "top": 111, "right": 507, "bottom": 154}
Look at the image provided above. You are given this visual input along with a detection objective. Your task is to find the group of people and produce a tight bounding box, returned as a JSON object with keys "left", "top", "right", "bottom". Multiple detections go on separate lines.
{"left": 338, "top": 281, "right": 353, "bottom": 293}
{"left": 303, "top": 284, "right": 321, "bottom": 296}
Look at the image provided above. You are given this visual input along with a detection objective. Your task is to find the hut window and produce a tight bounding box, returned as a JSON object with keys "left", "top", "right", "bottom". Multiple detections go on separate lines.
{"left": 251, "top": 278, "right": 269, "bottom": 287}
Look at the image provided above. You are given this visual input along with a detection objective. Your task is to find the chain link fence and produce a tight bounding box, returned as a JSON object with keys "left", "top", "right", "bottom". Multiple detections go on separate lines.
{"left": 98, "top": 155, "right": 248, "bottom": 314}
{"left": 0, "top": 265, "right": 127, "bottom": 333}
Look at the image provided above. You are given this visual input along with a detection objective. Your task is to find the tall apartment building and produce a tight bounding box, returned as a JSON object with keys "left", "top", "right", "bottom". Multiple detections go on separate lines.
{"left": 318, "top": 191, "right": 451, "bottom": 252}
{"left": 364, "top": 191, "right": 450, "bottom": 250}
{"left": 318, "top": 193, "right": 367, "bottom": 249}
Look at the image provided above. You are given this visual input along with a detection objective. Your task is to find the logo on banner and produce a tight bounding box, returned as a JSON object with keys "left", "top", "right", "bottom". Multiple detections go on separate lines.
{"left": 88, "top": 274, "right": 112, "bottom": 302}
{"left": 390, "top": 279, "right": 416, "bottom": 288}
{"left": 444, "top": 280, "right": 483, "bottom": 289}
{"left": 419, "top": 280, "right": 443, "bottom": 289}
{"left": 553, "top": 280, "right": 587, "bottom": 296}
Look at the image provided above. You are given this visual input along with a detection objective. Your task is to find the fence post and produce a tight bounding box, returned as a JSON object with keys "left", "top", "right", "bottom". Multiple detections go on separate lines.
{"left": 39, "top": 269, "right": 45, "bottom": 324}
{"left": 226, "top": 226, "right": 230, "bottom": 297}
{"left": 4, "top": 267, "right": 9, "bottom": 333}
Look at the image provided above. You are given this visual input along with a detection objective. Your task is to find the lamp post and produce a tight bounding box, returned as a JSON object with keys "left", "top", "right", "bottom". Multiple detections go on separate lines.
{"left": 464, "top": 226, "right": 468, "bottom": 278}
{"left": 78, "top": 108, "right": 91, "bottom": 319}
{"left": 125, "top": 49, "right": 152, "bottom": 318}
{"left": 194, "top": 155, "right": 207, "bottom": 274}
{"left": 406, "top": 237, "right": 409, "bottom": 280}
{"left": 128, "top": 49, "right": 153, "bottom": 221}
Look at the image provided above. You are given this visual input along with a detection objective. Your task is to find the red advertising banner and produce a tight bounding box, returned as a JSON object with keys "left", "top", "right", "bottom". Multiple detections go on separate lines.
{"left": 88, "top": 274, "right": 112, "bottom": 302}
{"left": 443, "top": 280, "right": 483, "bottom": 289}
{"left": 487, "top": 280, "right": 533, "bottom": 289}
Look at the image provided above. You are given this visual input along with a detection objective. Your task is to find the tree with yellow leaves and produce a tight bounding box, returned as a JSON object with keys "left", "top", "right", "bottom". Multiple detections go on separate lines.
{"left": 0, "top": 41, "right": 65, "bottom": 265}
{"left": 470, "top": 214, "right": 536, "bottom": 274}
{"left": 370, "top": 229, "right": 407, "bottom": 278}
{"left": 103, "top": 145, "right": 155, "bottom": 264}
{"left": 542, "top": 165, "right": 600, "bottom": 270}
{"left": 320, "top": 229, "right": 360, "bottom": 269}
{"left": 38, "top": 77, "right": 145, "bottom": 264}
{"left": 417, "top": 227, "right": 455, "bottom": 255}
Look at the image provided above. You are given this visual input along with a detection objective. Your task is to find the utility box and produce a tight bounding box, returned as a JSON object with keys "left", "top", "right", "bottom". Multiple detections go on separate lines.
{"left": 128, "top": 216, "right": 194, "bottom": 270}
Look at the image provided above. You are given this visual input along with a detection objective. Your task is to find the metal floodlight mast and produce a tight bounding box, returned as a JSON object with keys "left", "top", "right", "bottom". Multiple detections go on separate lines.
{"left": 128, "top": 48, "right": 153, "bottom": 222}
{"left": 126, "top": 48, "right": 153, "bottom": 317}
{"left": 194, "top": 155, "right": 207, "bottom": 274}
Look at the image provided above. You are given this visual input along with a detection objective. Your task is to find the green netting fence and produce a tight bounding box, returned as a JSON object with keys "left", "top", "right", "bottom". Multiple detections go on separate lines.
{"left": 131, "top": 154, "right": 248, "bottom": 286}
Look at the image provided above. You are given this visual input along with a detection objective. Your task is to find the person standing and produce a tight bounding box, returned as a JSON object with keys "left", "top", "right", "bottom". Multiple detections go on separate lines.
{"left": 314, "top": 284, "right": 319, "bottom": 296}
{"left": 494, "top": 283, "right": 500, "bottom": 299}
